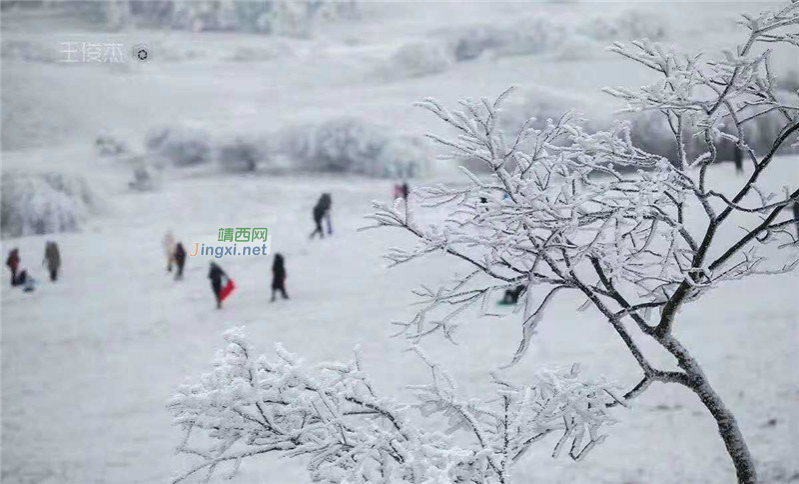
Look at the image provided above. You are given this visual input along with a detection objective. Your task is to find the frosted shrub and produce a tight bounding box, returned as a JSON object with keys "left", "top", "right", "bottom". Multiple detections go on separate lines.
{"left": 443, "top": 17, "right": 566, "bottom": 62}
{"left": 146, "top": 125, "right": 212, "bottom": 167}
{"left": 95, "top": 132, "right": 130, "bottom": 157}
{"left": 283, "top": 118, "right": 428, "bottom": 178}
{"left": 216, "top": 136, "right": 268, "bottom": 172}
{"left": 1, "top": 39, "right": 60, "bottom": 63}
{"left": 170, "top": 328, "right": 620, "bottom": 484}
{"left": 495, "top": 16, "right": 568, "bottom": 57}
{"left": 577, "top": 9, "right": 668, "bottom": 42}
{"left": 381, "top": 41, "right": 453, "bottom": 79}
{"left": 1, "top": 172, "right": 98, "bottom": 238}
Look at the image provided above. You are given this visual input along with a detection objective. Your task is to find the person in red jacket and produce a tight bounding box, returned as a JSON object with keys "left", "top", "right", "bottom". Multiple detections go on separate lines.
{"left": 6, "top": 248, "right": 20, "bottom": 285}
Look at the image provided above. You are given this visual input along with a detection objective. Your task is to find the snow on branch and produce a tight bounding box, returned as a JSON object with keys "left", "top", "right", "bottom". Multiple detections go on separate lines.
{"left": 169, "top": 328, "right": 620, "bottom": 484}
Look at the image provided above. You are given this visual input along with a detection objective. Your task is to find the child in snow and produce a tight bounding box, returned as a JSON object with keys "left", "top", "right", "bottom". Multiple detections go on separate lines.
{"left": 163, "top": 230, "right": 176, "bottom": 272}
{"left": 6, "top": 248, "right": 20, "bottom": 285}
{"left": 208, "top": 261, "right": 227, "bottom": 309}
{"left": 271, "top": 253, "right": 289, "bottom": 302}
{"left": 43, "top": 241, "right": 61, "bottom": 282}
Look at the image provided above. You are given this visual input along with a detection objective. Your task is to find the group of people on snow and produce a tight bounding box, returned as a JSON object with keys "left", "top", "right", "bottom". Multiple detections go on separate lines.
{"left": 5, "top": 241, "right": 62, "bottom": 292}
{"left": 158, "top": 190, "right": 331, "bottom": 309}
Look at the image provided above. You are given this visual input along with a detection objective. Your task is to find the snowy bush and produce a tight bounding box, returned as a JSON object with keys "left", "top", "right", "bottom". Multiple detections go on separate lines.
{"left": 216, "top": 136, "right": 268, "bottom": 172}
{"left": 282, "top": 118, "right": 428, "bottom": 178}
{"left": 126, "top": 0, "right": 358, "bottom": 36}
{"left": 145, "top": 125, "right": 212, "bottom": 167}
{"left": 442, "top": 17, "right": 567, "bottom": 62}
{"left": 170, "top": 328, "right": 620, "bottom": 484}
{"left": 577, "top": 9, "right": 668, "bottom": 42}
{"left": 1, "top": 40, "right": 60, "bottom": 63}
{"left": 127, "top": 157, "right": 163, "bottom": 192}
{"left": 95, "top": 132, "right": 130, "bottom": 157}
{"left": 379, "top": 40, "right": 453, "bottom": 79}
{"left": 492, "top": 16, "right": 569, "bottom": 57}
{"left": 1, "top": 172, "right": 99, "bottom": 238}
{"left": 226, "top": 43, "right": 292, "bottom": 62}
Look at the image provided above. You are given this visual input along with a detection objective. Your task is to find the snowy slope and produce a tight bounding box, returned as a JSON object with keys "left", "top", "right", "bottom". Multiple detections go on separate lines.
{"left": 1, "top": 159, "right": 797, "bottom": 484}
{"left": 2, "top": 2, "right": 798, "bottom": 484}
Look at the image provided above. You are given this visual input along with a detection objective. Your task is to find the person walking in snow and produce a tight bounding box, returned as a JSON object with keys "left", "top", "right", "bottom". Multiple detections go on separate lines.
{"left": 271, "top": 253, "right": 289, "bottom": 302}
{"left": 310, "top": 193, "right": 333, "bottom": 239}
{"left": 401, "top": 181, "right": 410, "bottom": 200}
{"left": 6, "top": 248, "right": 20, "bottom": 285}
{"left": 174, "top": 242, "right": 187, "bottom": 280}
{"left": 208, "top": 261, "right": 227, "bottom": 309}
{"left": 163, "top": 230, "right": 176, "bottom": 272}
{"left": 42, "top": 241, "right": 61, "bottom": 282}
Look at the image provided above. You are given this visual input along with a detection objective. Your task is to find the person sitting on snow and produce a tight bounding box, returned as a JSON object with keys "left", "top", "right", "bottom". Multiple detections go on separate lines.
{"left": 501, "top": 285, "right": 525, "bottom": 305}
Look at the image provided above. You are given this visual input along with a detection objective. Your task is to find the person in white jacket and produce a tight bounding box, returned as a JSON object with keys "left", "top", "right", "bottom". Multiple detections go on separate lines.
{"left": 163, "top": 230, "right": 176, "bottom": 272}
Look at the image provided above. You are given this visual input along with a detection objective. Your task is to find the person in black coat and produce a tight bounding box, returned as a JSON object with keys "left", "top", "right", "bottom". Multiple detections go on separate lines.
{"left": 174, "top": 242, "right": 187, "bottom": 280}
{"left": 208, "top": 262, "right": 226, "bottom": 309}
{"left": 310, "top": 193, "right": 333, "bottom": 239}
{"left": 271, "top": 253, "right": 289, "bottom": 302}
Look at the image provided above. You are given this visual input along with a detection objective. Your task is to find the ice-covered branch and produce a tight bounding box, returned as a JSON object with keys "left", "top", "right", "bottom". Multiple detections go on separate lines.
{"left": 170, "top": 329, "right": 622, "bottom": 484}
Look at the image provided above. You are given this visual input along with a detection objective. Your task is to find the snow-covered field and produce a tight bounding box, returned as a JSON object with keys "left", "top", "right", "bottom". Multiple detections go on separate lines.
{"left": 2, "top": 2, "right": 798, "bottom": 484}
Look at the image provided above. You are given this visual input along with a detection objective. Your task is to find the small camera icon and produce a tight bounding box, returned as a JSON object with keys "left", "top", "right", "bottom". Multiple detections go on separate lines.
{"left": 131, "top": 44, "right": 151, "bottom": 63}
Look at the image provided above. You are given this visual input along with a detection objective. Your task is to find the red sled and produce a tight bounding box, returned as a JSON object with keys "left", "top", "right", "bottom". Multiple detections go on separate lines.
{"left": 220, "top": 278, "right": 236, "bottom": 302}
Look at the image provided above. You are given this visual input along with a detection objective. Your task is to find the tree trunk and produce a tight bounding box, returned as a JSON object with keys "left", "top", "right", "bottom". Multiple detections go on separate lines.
{"left": 690, "top": 374, "right": 758, "bottom": 484}
{"left": 660, "top": 335, "right": 758, "bottom": 483}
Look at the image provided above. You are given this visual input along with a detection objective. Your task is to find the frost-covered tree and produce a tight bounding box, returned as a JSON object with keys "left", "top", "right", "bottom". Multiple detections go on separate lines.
{"left": 169, "top": 328, "right": 620, "bottom": 484}
{"left": 364, "top": 3, "right": 799, "bottom": 483}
